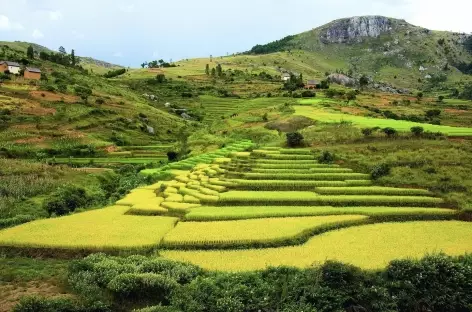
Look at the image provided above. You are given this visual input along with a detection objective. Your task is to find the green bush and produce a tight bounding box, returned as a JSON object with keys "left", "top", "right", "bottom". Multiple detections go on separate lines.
{"left": 286, "top": 132, "right": 304, "bottom": 147}
{"left": 382, "top": 127, "right": 397, "bottom": 137}
{"left": 371, "top": 163, "right": 391, "bottom": 180}
{"left": 43, "top": 185, "right": 90, "bottom": 216}
{"left": 107, "top": 273, "right": 178, "bottom": 302}
{"left": 301, "top": 90, "right": 316, "bottom": 98}
{"left": 318, "top": 151, "right": 335, "bottom": 164}
{"left": 410, "top": 126, "right": 424, "bottom": 136}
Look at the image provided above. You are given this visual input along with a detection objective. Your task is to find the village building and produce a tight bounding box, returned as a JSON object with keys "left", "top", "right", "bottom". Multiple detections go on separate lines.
{"left": 281, "top": 72, "right": 291, "bottom": 81}
{"left": 305, "top": 79, "right": 319, "bottom": 89}
{"left": 24, "top": 67, "right": 42, "bottom": 80}
{"left": 0, "top": 61, "right": 21, "bottom": 74}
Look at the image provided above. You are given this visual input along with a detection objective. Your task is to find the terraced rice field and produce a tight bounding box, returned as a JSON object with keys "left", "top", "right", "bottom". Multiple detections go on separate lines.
{"left": 294, "top": 105, "right": 472, "bottom": 136}
{"left": 0, "top": 145, "right": 468, "bottom": 271}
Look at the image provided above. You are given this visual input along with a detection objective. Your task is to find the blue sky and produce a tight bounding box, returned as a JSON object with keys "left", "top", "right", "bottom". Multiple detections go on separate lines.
{"left": 0, "top": 0, "right": 471, "bottom": 67}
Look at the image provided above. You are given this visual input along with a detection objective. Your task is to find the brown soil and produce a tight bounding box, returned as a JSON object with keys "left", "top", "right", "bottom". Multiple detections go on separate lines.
{"left": 148, "top": 68, "right": 164, "bottom": 73}
{"left": 105, "top": 145, "right": 118, "bottom": 153}
{"left": 30, "top": 91, "right": 79, "bottom": 103}
{"left": 0, "top": 281, "right": 70, "bottom": 312}
{"left": 20, "top": 100, "right": 56, "bottom": 116}
{"left": 445, "top": 108, "right": 467, "bottom": 114}
{"left": 340, "top": 107, "right": 364, "bottom": 115}
{"left": 14, "top": 137, "right": 45, "bottom": 144}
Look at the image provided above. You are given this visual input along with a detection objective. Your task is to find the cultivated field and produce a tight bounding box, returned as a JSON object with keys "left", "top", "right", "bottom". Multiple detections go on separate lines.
{"left": 0, "top": 145, "right": 469, "bottom": 271}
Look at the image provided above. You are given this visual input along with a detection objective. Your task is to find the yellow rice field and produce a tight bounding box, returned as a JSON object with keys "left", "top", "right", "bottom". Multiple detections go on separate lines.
{"left": 162, "top": 221, "right": 472, "bottom": 271}
{"left": 0, "top": 206, "right": 178, "bottom": 250}
{"left": 162, "top": 215, "right": 367, "bottom": 245}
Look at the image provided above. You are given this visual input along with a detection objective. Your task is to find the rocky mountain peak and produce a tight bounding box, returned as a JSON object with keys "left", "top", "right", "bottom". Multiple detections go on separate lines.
{"left": 320, "top": 16, "right": 401, "bottom": 43}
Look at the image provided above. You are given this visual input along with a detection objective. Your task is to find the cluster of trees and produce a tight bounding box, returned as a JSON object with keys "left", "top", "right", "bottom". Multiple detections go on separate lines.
{"left": 249, "top": 35, "right": 296, "bottom": 54}
{"left": 141, "top": 59, "right": 176, "bottom": 68}
{"left": 38, "top": 46, "right": 79, "bottom": 67}
{"left": 205, "top": 63, "right": 223, "bottom": 77}
{"left": 283, "top": 73, "right": 305, "bottom": 91}
{"left": 103, "top": 68, "right": 126, "bottom": 78}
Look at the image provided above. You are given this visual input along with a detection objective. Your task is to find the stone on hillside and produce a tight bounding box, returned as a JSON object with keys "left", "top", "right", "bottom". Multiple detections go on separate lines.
{"left": 146, "top": 126, "right": 155, "bottom": 134}
{"left": 320, "top": 16, "right": 393, "bottom": 43}
{"left": 181, "top": 113, "right": 192, "bottom": 120}
{"left": 327, "top": 73, "right": 356, "bottom": 87}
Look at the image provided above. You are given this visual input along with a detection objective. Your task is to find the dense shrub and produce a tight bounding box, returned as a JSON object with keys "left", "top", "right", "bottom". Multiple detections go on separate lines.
{"left": 286, "top": 132, "right": 304, "bottom": 147}
{"left": 61, "top": 253, "right": 472, "bottom": 312}
{"left": 103, "top": 68, "right": 126, "bottom": 78}
{"left": 382, "top": 127, "right": 397, "bottom": 137}
{"left": 318, "top": 151, "right": 335, "bottom": 163}
{"left": 361, "top": 128, "right": 374, "bottom": 137}
{"left": 410, "top": 126, "right": 424, "bottom": 136}
{"left": 43, "top": 185, "right": 90, "bottom": 216}
{"left": 107, "top": 273, "right": 178, "bottom": 303}
{"left": 371, "top": 163, "right": 391, "bottom": 180}
{"left": 301, "top": 90, "right": 316, "bottom": 98}
{"left": 167, "top": 151, "right": 178, "bottom": 162}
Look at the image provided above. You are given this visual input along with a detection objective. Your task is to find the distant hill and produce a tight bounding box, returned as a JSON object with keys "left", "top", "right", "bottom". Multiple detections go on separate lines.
{"left": 245, "top": 16, "right": 472, "bottom": 90}
{"left": 0, "top": 41, "right": 123, "bottom": 74}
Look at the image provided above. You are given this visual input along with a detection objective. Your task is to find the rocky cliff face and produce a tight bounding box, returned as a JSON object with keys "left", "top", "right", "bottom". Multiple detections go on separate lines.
{"left": 320, "top": 16, "right": 394, "bottom": 43}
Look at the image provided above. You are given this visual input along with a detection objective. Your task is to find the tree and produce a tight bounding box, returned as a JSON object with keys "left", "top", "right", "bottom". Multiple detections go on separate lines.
{"left": 361, "top": 128, "right": 374, "bottom": 137}
{"left": 27, "top": 45, "right": 34, "bottom": 59}
{"left": 216, "top": 64, "right": 223, "bottom": 77}
{"left": 359, "top": 75, "right": 369, "bottom": 90}
{"left": 211, "top": 68, "right": 216, "bottom": 77}
{"left": 205, "top": 64, "right": 210, "bottom": 75}
{"left": 155, "top": 74, "right": 166, "bottom": 83}
{"left": 39, "top": 51, "right": 49, "bottom": 61}
{"left": 425, "top": 109, "right": 441, "bottom": 118}
{"left": 58, "top": 46, "right": 66, "bottom": 54}
{"left": 438, "top": 95, "right": 445, "bottom": 102}
{"left": 70, "top": 49, "right": 76, "bottom": 66}
{"left": 416, "top": 92, "right": 423, "bottom": 102}
{"left": 383, "top": 127, "right": 397, "bottom": 137}
{"left": 286, "top": 132, "right": 304, "bottom": 147}
{"left": 345, "top": 90, "right": 357, "bottom": 103}
{"left": 74, "top": 85, "right": 92, "bottom": 103}
{"left": 141, "top": 62, "right": 147, "bottom": 68}
{"left": 411, "top": 126, "right": 424, "bottom": 136}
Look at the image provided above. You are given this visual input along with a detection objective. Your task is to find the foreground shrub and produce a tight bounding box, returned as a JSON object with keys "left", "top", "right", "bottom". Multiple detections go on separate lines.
{"left": 107, "top": 273, "right": 178, "bottom": 303}
{"left": 410, "top": 126, "right": 424, "bottom": 136}
{"left": 383, "top": 127, "right": 397, "bottom": 138}
{"left": 43, "top": 185, "right": 90, "bottom": 216}
{"left": 286, "top": 132, "right": 304, "bottom": 147}
{"left": 318, "top": 151, "right": 335, "bottom": 164}
{"left": 371, "top": 163, "right": 391, "bottom": 180}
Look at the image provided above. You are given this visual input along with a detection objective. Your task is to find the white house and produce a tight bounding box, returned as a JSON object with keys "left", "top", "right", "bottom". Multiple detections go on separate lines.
{"left": 0, "top": 61, "right": 21, "bottom": 74}
{"left": 281, "top": 72, "right": 291, "bottom": 82}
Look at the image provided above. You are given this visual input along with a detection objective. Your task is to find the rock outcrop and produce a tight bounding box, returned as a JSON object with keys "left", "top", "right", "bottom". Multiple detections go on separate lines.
{"left": 320, "top": 16, "right": 394, "bottom": 43}
{"left": 327, "top": 73, "right": 356, "bottom": 87}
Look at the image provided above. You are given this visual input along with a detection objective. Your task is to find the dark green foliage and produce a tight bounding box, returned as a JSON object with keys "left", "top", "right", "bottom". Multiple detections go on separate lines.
{"left": 318, "top": 151, "right": 335, "bottom": 164}
{"left": 13, "top": 296, "right": 110, "bottom": 312}
{"left": 286, "top": 132, "right": 304, "bottom": 147}
{"left": 359, "top": 75, "right": 369, "bottom": 89}
{"left": 345, "top": 90, "right": 357, "bottom": 103}
{"left": 249, "top": 35, "right": 296, "bottom": 54}
{"left": 438, "top": 95, "right": 445, "bottom": 102}
{"left": 205, "top": 64, "right": 209, "bottom": 75}
{"left": 42, "top": 185, "right": 90, "bottom": 216}
{"left": 107, "top": 273, "right": 178, "bottom": 302}
{"left": 459, "top": 83, "right": 472, "bottom": 100}
{"left": 361, "top": 128, "right": 374, "bottom": 137}
{"left": 74, "top": 85, "right": 92, "bottom": 103}
{"left": 26, "top": 45, "right": 34, "bottom": 59}
{"left": 167, "top": 151, "right": 178, "bottom": 162}
{"left": 283, "top": 74, "right": 304, "bottom": 91}
{"left": 60, "top": 253, "right": 472, "bottom": 312}
{"left": 216, "top": 64, "right": 222, "bottom": 77}
{"left": 382, "top": 127, "right": 397, "bottom": 137}
{"left": 371, "top": 163, "right": 391, "bottom": 180}
{"left": 410, "top": 126, "right": 424, "bottom": 136}
{"left": 301, "top": 90, "right": 316, "bottom": 98}
{"left": 262, "top": 112, "right": 269, "bottom": 122}
{"left": 155, "top": 74, "right": 166, "bottom": 83}
{"left": 95, "top": 98, "right": 105, "bottom": 105}
{"left": 425, "top": 109, "right": 441, "bottom": 118}
{"left": 97, "top": 165, "right": 150, "bottom": 203}
{"left": 103, "top": 68, "right": 126, "bottom": 78}
{"left": 416, "top": 92, "right": 423, "bottom": 101}
{"left": 464, "top": 35, "right": 472, "bottom": 53}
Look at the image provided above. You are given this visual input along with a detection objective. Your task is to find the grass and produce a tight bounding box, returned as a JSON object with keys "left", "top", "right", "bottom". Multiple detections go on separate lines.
{"left": 162, "top": 215, "right": 367, "bottom": 248}
{"left": 161, "top": 221, "right": 472, "bottom": 271}
{"left": 184, "top": 206, "right": 457, "bottom": 221}
{"left": 218, "top": 191, "right": 444, "bottom": 206}
{"left": 0, "top": 206, "right": 178, "bottom": 251}
{"left": 294, "top": 106, "right": 472, "bottom": 136}
{"left": 50, "top": 157, "right": 166, "bottom": 164}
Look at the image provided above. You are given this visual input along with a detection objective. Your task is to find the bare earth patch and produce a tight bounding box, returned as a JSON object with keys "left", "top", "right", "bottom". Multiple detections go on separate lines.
{"left": 30, "top": 91, "right": 79, "bottom": 103}
{"left": 0, "top": 281, "right": 70, "bottom": 312}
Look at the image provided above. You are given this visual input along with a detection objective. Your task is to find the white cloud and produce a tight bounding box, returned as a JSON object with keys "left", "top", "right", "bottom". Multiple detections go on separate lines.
{"left": 48, "top": 10, "right": 63, "bottom": 21}
{"left": 0, "top": 15, "right": 24, "bottom": 31}
{"left": 32, "top": 29, "right": 44, "bottom": 39}
{"left": 118, "top": 4, "right": 135, "bottom": 13}
{"left": 113, "top": 52, "right": 124, "bottom": 57}
{"left": 72, "top": 30, "right": 85, "bottom": 39}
